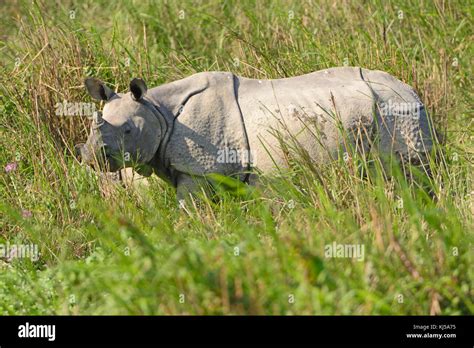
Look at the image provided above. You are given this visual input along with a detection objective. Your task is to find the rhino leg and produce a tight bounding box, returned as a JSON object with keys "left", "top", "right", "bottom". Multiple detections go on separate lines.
{"left": 176, "top": 173, "right": 212, "bottom": 205}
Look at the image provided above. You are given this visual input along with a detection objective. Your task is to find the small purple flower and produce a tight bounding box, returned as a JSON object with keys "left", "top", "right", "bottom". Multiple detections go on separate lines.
{"left": 22, "top": 209, "right": 32, "bottom": 218}
{"left": 5, "top": 162, "right": 18, "bottom": 173}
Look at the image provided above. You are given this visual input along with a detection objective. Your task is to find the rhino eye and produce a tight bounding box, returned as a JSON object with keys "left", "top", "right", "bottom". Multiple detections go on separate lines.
{"left": 123, "top": 123, "right": 132, "bottom": 135}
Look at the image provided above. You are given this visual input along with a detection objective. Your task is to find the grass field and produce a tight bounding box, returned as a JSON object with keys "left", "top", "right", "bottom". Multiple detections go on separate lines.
{"left": 0, "top": 0, "right": 472, "bottom": 315}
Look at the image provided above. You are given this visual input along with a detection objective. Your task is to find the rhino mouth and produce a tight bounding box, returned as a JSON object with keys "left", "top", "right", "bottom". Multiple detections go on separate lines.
{"left": 74, "top": 143, "right": 85, "bottom": 160}
{"left": 101, "top": 153, "right": 121, "bottom": 172}
{"left": 74, "top": 143, "right": 122, "bottom": 172}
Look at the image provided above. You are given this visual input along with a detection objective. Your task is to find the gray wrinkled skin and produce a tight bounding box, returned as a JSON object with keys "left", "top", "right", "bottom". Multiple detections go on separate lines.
{"left": 77, "top": 67, "right": 434, "bottom": 200}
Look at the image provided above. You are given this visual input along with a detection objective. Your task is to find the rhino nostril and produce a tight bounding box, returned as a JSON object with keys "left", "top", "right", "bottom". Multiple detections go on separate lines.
{"left": 74, "top": 144, "right": 84, "bottom": 158}
{"left": 97, "top": 145, "right": 110, "bottom": 161}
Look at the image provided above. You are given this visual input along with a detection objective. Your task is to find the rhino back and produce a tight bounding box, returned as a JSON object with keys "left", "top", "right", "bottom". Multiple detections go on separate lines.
{"left": 236, "top": 67, "right": 376, "bottom": 172}
{"left": 153, "top": 68, "right": 432, "bottom": 180}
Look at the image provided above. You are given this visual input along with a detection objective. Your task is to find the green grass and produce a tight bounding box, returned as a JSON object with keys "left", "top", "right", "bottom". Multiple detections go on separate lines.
{"left": 0, "top": 0, "right": 472, "bottom": 315}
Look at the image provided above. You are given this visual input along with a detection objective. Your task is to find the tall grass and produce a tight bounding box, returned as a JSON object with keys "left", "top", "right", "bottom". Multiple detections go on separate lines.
{"left": 0, "top": 0, "right": 472, "bottom": 314}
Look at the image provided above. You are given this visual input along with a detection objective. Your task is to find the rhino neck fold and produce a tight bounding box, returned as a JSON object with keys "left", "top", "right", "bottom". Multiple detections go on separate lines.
{"left": 232, "top": 75, "right": 252, "bottom": 183}
{"left": 139, "top": 97, "right": 175, "bottom": 183}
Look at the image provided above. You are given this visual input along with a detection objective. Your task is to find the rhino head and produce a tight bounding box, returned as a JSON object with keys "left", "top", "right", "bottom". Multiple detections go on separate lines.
{"left": 75, "top": 78, "right": 162, "bottom": 173}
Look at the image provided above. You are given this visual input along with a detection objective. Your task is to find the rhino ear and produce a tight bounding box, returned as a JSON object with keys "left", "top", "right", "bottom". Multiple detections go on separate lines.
{"left": 84, "top": 78, "right": 115, "bottom": 101}
{"left": 130, "top": 78, "right": 147, "bottom": 101}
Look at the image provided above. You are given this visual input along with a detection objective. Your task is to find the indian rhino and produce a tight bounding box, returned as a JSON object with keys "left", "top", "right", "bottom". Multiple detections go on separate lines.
{"left": 76, "top": 67, "right": 434, "bottom": 200}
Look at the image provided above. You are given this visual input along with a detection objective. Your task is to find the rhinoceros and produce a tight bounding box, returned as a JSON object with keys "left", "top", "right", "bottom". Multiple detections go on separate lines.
{"left": 76, "top": 67, "right": 433, "bottom": 200}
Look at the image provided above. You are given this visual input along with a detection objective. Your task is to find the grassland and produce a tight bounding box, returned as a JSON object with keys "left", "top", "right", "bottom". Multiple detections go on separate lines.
{"left": 0, "top": 0, "right": 472, "bottom": 314}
